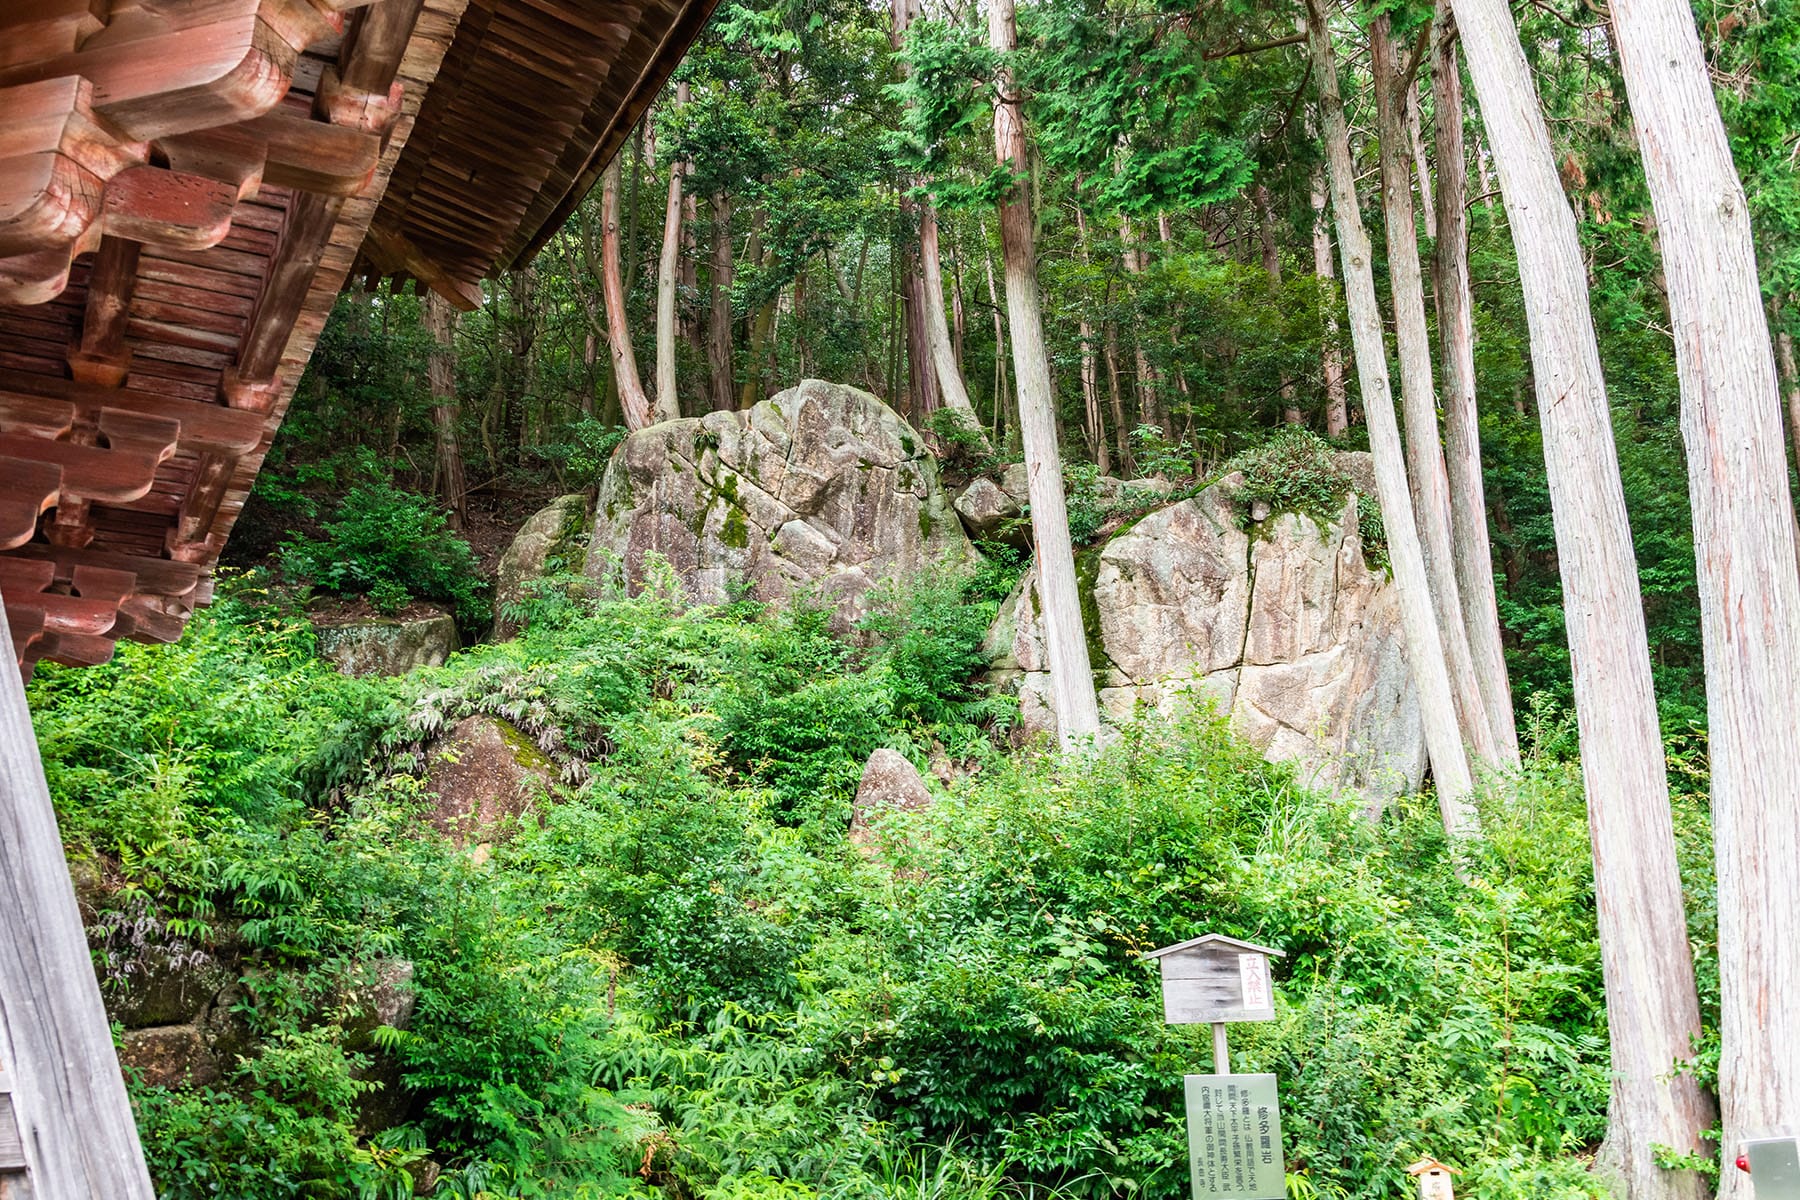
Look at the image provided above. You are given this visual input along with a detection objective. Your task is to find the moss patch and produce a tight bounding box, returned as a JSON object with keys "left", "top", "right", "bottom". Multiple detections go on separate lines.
{"left": 721, "top": 505, "right": 749, "bottom": 549}
{"left": 494, "top": 718, "right": 555, "bottom": 775}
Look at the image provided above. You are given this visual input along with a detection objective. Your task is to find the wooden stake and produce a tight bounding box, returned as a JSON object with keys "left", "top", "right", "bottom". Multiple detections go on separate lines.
{"left": 0, "top": 586, "right": 155, "bottom": 1198}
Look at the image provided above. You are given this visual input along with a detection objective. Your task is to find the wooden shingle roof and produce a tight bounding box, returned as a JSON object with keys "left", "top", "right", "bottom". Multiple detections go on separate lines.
{"left": 0, "top": 0, "right": 713, "bottom": 677}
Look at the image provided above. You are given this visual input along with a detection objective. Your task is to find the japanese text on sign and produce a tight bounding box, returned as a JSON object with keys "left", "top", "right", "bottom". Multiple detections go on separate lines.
{"left": 1185, "top": 1073, "right": 1284, "bottom": 1200}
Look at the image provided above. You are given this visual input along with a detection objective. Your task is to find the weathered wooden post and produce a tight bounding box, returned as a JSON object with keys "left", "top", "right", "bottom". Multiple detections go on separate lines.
{"left": 1145, "top": 934, "right": 1286, "bottom": 1200}
{"left": 1406, "top": 1157, "right": 1459, "bottom": 1200}
{"left": 1, "top": 601, "right": 155, "bottom": 1199}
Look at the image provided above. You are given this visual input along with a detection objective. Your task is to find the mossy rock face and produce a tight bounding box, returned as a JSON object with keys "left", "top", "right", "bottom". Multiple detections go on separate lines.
{"left": 495, "top": 494, "right": 594, "bottom": 637}
{"left": 314, "top": 611, "right": 458, "bottom": 676}
{"left": 584, "top": 379, "right": 980, "bottom": 632}
{"left": 982, "top": 476, "right": 1423, "bottom": 803}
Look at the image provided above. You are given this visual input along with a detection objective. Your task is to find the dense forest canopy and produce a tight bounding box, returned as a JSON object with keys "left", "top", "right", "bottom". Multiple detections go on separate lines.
{"left": 257, "top": 0, "right": 1800, "bottom": 733}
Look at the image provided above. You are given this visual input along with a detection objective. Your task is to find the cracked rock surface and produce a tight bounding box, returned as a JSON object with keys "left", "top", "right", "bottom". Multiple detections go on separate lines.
{"left": 587, "top": 379, "right": 975, "bottom": 631}
{"left": 984, "top": 476, "right": 1424, "bottom": 803}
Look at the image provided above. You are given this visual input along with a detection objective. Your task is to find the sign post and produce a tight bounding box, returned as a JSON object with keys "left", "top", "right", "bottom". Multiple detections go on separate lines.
{"left": 1144, "top": 934, "right": 1286, "bottom": 1200}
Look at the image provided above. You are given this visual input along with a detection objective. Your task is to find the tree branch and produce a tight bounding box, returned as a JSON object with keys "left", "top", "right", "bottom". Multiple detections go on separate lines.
{"left": 1205, "top": 31, "right": 1307, "bottom": 60}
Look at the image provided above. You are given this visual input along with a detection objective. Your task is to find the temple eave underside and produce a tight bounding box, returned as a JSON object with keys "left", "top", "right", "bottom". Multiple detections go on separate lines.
{"left": 0, "top": 0, "right": 711, "bottom": 678}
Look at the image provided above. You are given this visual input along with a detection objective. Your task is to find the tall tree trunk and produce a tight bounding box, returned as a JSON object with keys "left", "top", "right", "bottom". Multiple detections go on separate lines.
{"left": 900, "top": 220, "right": 939, "bottom": 424}
{"left": 1778, "top": 325, "right": 1800, "bottom": 480}
{"left": 1612, "top": 0, "right": 1800, "bottom": 1188}
{"left": 1104, "top": 287, "right": 1132, "bottom": 474}
{"left": 1455, "top": 0, "right": 1716, "bottom": 1191}
{"left": 1256, "top": 183, "right": 1303, "bottom": 426}
{"left": 653, "top": 81, "right": 689, "bottom": 423}
{"left": 625, "top": 120, "right": 644, "bottom": 294}
{"left": 424, "top": 290, "right": 467, "bottom": 529}
{"left": 992, "top": 0, "right": 1101, "bottom": 749}
{"left": 737, "top": 209, "right": 773, "bottom": 411}
{"left": 1120, "top": 214, "right": 1166, "bottom": 440}
{"left": 979, "top": 212, "right": 1010, "bottom": 445}
{"left": 707, "top": 191, "right": 735, "bottom": 413}
{"left": 1307, "top": 0, "right": 1476, "bottom": 831}
{"left": 681, "top": 188, "right": 701, "bottom": 350}
{"left": 1309, "top": 154, "right": 1349, "bottom": 436}
{"left": 921, "top": 202, "right": 988, "bottom": 445}
{"left": 1371, "top": 13, "right": 1498, "bottom": 769}
{"left": 1406, "top": 78, "right": 1438, "bottom": 241}
{"left": 603, "top": 156, "right": 652, "bottom": 430}
{"left": 1074, "top": 204, "right": 1110, "bottom": 473}
{"left": 950, "top": 229, "right": 967, "bottom": 371}
{"left": 1432, "top": 13, "right": 1518, "bottom": 765}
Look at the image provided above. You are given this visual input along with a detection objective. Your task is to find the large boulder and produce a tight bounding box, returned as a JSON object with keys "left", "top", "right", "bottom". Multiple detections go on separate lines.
{"left": 421, "top": 716, "right": 553, "bottom": 847}
{"left": 495, "top": 493, "right": 590, "bottom": 636}
{"left": 986, "top": 479, "right": 1424, "bottom": 802}
{"left": 587, "top": 380, "right": 975, "bottom": 630}
{"left": 314, "top": 611, "right": 458, "bottom": 676}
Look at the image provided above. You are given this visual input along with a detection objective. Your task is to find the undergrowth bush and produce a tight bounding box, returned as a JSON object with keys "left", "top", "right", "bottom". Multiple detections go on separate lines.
{"left": 25, "top": 571, "right": 1693, "bottom": 1200}
{"left": 281, "top": 478, "right": 491, "bottom": 628}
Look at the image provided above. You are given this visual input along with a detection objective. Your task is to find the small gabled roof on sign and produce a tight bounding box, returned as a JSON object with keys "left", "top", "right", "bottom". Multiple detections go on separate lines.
{"left": 1140, "top": 933, "right": 1286, "bottom": 962}
{"left": 1405, "top": 1158, "right": 1461, "bottom": 1176}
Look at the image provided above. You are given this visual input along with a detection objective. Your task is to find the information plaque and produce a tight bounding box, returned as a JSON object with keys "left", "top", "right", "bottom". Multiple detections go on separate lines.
{"left": 1185, "top": 1073, "right": 1284, "bottom": 1200}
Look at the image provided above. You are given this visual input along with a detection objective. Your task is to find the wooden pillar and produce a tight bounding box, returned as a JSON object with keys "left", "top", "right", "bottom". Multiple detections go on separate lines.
{"left": 0, "top": 592, "right": 155, "bottom": 1200}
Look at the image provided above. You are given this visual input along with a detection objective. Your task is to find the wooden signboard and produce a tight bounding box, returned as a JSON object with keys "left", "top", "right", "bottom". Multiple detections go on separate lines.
{"left": 1406, "top": 1159, "right": 1457, "bottom": 1200}
{"left": 1143, "top": 934, "right": 1283, "bottom": 1025}
{"left": 1185, "top": 1073, "right": 1284, "bottom": 1200}
{"left": 1743, "top": 1138, "right": 1800, "bottom": 1199}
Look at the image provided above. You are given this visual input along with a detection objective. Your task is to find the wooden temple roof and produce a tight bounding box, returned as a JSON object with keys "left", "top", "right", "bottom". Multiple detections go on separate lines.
{"left": 0, "top": 0, "right": 714, "bottom": 679}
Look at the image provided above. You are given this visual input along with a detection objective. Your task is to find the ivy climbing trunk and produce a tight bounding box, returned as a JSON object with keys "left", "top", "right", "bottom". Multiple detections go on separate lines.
{"left": 1306, "top": 0, "right": 1476, "bottom": 833}
{"left": 991, "top": 0, "right": 1101, "bottom": 750}
{"left": 1454, "top": 0, "right": 1715, "bottom": 1190}
{"left": 1308, "top": 151, "right": 1348, "bottom": 437}
{"left": 1431, "top": 12, "right": 1518, "bottom": 765}
{"left": 1610, "top": 0, "right": 1800, "bottom": 1189}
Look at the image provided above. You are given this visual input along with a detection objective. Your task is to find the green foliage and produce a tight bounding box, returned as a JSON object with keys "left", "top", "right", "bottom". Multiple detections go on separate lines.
{"left": 29, "top": 575, "right": 1676, "bottom": 1200}
{"left": 1223, "top": 428, "right": 1354, "bottom": 524}
{"left": 925, "top": 408, "right": 998, "bottom": 470}
{"left": 281, "top": 479, "right": 492, "bottom": 628}
{"left": 1126, "top": 425, "right": 1193, "bottom": 480}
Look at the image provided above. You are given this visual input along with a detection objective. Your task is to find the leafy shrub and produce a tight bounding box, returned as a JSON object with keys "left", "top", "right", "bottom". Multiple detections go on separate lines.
{"left": 859, "top": 567, "right": 1011, "bottom": 729}
{"left": 1128, "top": 424, "right": 1194, "bottom": 479}
{"left": 1062, "top": 461, "right": 1107, "bottom": 544}
{"left": 281, "top": 479, "right": 491, "bottom": 628}
{"left": 1223, "top": 427, "right": 1352, "bottom": 522}
{"left": 926, "top": 408, "right": 996, "bottom": 470}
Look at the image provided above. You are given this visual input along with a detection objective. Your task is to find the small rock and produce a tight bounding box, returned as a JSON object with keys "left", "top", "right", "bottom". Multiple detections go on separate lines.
{"left": 1250, "top": 499, "right": 1272, "bottom": 522}
{"left": 953, "top": 477, "right": 1025, "bottom": 545}
{"left": 315, "top": 612, "right": 458, "bottom": 677}
{"left": 105, "top": 949, "right": 234, "bottom": 1029}
{"left": 410, "top": 1161, "right": 442, "bottom": 1196}
{"left": 120, "top": 1024, "right": 218, "bottom": 1088}
{"left": 849, "top": 748, "right": 934, "bottom": 849}
{"left": 339, "top": 959, "right": 416, "bottom": 1051}
{"left": 999, "top": 461, "right": 1031, "bottom": 506}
